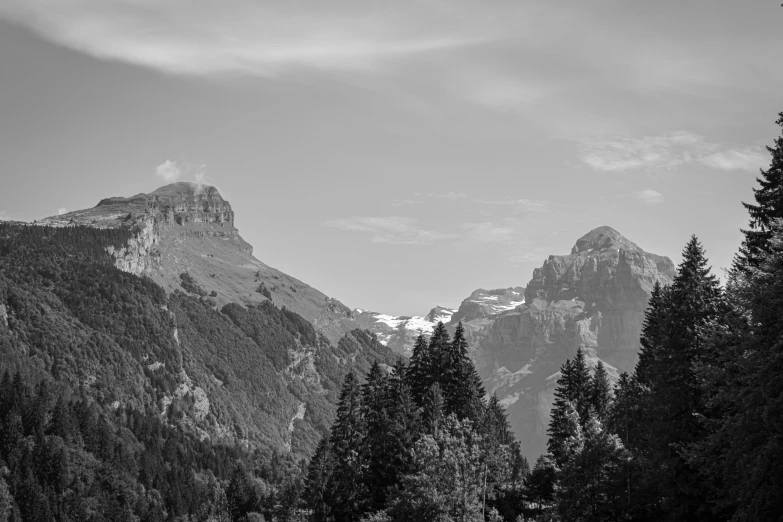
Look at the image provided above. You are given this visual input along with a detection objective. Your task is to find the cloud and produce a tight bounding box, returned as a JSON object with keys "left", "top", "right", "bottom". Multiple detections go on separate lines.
{"left": 156, "top": 159, "right": 182, "bottom": 182}
{"left": 475, "top": 198, "right": 551, "bottom": 213}
{"left": 428, "top": 191, "right": 468, "bottom": 199}
{"left": 700, "top": 148, "right": 768, "bottom": 172}
{"left": 635, "top": 189, "right": 664, "bottom": 205}
{"left": 57, "top": 207, "right": 68, "bottom": 215}
{"left": 0, "top": 0, "right": 488, "bottom": 77}
{"left": 461, "top": 222, "right": 516, "bottom": 243}
{"left": 579, "top": 132, "right": 766, "bottom": 173}
{"left": 324, "top": 216, "right": 456, "bottom": 245}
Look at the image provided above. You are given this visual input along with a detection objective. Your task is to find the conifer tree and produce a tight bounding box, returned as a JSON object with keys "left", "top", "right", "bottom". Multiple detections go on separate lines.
{"left": 427, "top": 322, "right": 451, "bottom": 385}
{"left": 571, "top": 347, "right": 592, "bottom": 424}
{"left": 328, "top": 371, "right": 368, "bottom": 521}
{"left": 442, "top": 322, "right": 486, "bottom": 421}
{"left": 688, "top": 220, "right": 783, "bottom": 519}
{"left": 523, "top": 456, "right": 556, "bottom": 517}
{"left": 589, "top": 361, "right": 612, "bottom": 423}
{"left": 737, "top": 112, "right": 783, "bottom": 269}
{"left": 421, "top": 384, "right": 444, "bottom": 435}
{"left": 633, "top": 236, "right": 722, "bottom": 519}
{"left": 555, "top": 416, "right": 631, "bottom": 522}
{"left": 407, "top": 334, "right": 432, "bottom": 406}
{"left": 362, "top": 362, "right": 396, "bottom": 512}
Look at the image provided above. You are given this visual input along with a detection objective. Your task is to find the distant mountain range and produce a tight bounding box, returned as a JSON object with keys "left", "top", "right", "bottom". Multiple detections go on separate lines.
{"left": 32, "top": 182, "right": 674, "bottom": 458}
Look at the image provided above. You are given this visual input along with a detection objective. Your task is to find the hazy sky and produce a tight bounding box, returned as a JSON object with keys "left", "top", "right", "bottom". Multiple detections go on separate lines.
{"left": 1, "top": 1, "right": 781, "bottom": 315}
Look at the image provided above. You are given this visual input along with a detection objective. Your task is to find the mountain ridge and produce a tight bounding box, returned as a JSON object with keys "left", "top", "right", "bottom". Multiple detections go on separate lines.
{"left": 33, "top": 184, "right": 675, "bottom": 457}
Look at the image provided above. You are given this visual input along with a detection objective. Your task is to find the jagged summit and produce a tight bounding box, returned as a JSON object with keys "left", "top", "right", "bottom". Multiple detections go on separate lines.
{"left": 571, "top": 226, "right": 643, "bottom": 254}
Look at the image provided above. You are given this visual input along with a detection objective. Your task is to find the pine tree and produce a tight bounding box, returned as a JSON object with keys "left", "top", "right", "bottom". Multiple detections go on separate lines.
{"left": 421, "top": 384, "right": 444, "bottom": 435}
{"left": 407, "top": 334, "right": 432, "bottom": 406}
{"left": 548, "top": 349, "right": 593, "bottom": 466}
{"left": 555, "top": 416, "right": 631, "bottom": 522}
{"left": 571, "top": 347, "right": 592, "bottom": 424}
{"left": 688, "top": 220, "right": 783, "bottom": 520}
{"left": 737, "top": 112, "right": 783, "bottom": 269}
{"left": 635, "top": 280, "right": 670, "bottom": 388}
{"left": 633, "top": 236, "right": 722, "bottom": 519}
{"left": 328, "top": 371, "right": 368, "bottom": 521}
{"left": 589, "top": 361, "right": 612, "bottom": 423}
{"left": 427, "top": 322, "right": 451, "bottom": 385}
{"left": 523, "top": 456, "right": 556, "bottom": 517}
{"left": 362, "top": 362, "right": 393, "bottom": 512}
{"left": 305, "top": 438, "right": 336, "bottom": 522}
{"left": 441, "top": 322, "right": 486, "bottom": 421}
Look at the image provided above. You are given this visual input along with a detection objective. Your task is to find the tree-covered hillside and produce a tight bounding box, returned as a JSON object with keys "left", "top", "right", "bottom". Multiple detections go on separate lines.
{"left": 0, "top": 222, "right": 398, "bottom": 520}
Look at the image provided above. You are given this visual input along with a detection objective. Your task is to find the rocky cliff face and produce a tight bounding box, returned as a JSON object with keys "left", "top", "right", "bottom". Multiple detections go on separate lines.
{"left": 471, "top": 226, "right": 675, "bottom": 457}
{"left": 41, "top": 182, "right": 359, "bottom": 344}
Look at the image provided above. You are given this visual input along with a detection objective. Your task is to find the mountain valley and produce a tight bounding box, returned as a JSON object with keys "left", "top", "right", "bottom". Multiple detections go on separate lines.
{"left": 30, "top": 182, "right": 676, "bottom": 459}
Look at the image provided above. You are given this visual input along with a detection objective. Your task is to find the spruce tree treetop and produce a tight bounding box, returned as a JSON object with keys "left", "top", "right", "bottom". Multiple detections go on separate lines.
{"left": 739, "top": 112, "right": 783, "bottom": 268}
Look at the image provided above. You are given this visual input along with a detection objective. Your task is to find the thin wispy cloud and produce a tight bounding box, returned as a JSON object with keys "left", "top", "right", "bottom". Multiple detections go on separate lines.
{"left": 428, "top": 192, "right": 468, "bottom": 200}
{"left": 579, "top": 132, "right": 766, "bottom": 173}
{"left": 700, "top": 148, "right": 769, "bottom": 172}
{"left": 57, "top": 207, "right": 68, "bottom": 215}
{"left": 0, "top": 1, "right": 490, "bottom": 77}
{"left": 635, "top": 189, "right": 665, "bottom": 206}
{"left": 324, "top": 216, "right": 456, "bottom": 245}
{"left": 475, "top": 198, "right": 551, "bottom": 213}
{"left": 390, "top": 199, "right": 416, "bottom": 207}
{"left": 461, "top": 222, "right": 516, "bottom": 244}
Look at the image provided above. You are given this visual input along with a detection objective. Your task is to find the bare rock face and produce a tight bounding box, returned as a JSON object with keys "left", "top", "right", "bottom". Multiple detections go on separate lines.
{"left": 41, "top": 182, "right": 358, "bottom": 344}
{"left": 470, "top": 226, "right": 675, "bottom": 458}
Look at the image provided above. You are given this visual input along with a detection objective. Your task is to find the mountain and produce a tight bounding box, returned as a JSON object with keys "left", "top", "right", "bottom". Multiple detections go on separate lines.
{"left": 22, "top": 187, "right": 672, "bottom": 461}
{"left": 41, "top": 182, "right": 359, "bottom": 344}
{"left": 2, "top": 183, "right": 402, "bottom": 462}
{"left": 465, "top": 226, "right": 675, "bottom": 457}
{"left": 353, "top": 227, "right": 673, "bottom": 458}
{"left": 351, "top": 305, "right": 457, "bottom": 355}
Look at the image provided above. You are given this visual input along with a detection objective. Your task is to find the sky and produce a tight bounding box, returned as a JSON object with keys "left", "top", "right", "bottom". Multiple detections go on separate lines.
{"left": 0, "top": 0, "right": 781, "bottom": 316}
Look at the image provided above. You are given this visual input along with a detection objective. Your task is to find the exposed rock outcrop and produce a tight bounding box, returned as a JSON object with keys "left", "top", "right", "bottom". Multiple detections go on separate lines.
{"left": 471, "top": 226, "right": 675, "bottom": 457}
{"left": 41, "top": 182, "right": 359, "bottom": 344}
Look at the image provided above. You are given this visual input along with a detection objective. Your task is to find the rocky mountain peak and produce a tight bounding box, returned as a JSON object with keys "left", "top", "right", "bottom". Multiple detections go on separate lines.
{"left": 40, "top": 183, "right": 359, "bottom": 344}
{"left": 571, "top": 226, "right": 642, "bottom": 254}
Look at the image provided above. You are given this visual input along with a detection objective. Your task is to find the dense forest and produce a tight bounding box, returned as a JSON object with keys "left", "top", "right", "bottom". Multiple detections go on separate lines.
{"left": 0, "top": 222, "right": 396, "bottom": 520}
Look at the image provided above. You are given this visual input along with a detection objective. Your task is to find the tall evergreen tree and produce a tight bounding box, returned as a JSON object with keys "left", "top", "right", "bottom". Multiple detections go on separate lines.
{"left": 407, "top": 334, "right": 432, "bottom": 406}
{"left": 328, "top": 372, "right": 368, "bottom": 521}
{"left": 589, "top": 361, "right": 612, "bottom": 423}
{"left": 421, "top": 384, "right": 444, "bottom": 435}
{"left": 737, "top": 112, "right": 783, "bottom": 269}
{"left": 427, "top": 322, "right": 451, "bottom": 385}
{"left": 555, "top": 416, "right": 631, "bottom": 522}
{"left": 688, "top": 220, "right": 783, "bottom": 520}
{"left": 633, "top": 236, "right": 722, "bottom": 520}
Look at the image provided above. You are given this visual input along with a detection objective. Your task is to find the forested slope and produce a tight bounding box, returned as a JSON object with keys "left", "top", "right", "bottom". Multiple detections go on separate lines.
{"left": 0, "top": 222, "right": 398, "bottom": 520}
